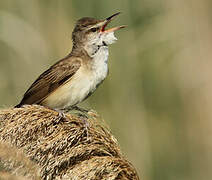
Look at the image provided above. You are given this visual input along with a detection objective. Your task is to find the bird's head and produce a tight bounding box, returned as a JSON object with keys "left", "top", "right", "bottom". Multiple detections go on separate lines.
{"left": 72, "top": 12, "right": 126, "bottom": 56}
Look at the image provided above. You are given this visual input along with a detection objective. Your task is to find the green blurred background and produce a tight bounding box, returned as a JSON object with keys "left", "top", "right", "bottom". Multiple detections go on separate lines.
{"left": 1, "top": 0, "right": 212, "bottom": 179}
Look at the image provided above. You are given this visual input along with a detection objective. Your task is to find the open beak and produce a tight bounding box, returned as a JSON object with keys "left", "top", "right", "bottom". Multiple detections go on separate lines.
{"left": 100, "top": 12, "right": 126, "bottom": 33}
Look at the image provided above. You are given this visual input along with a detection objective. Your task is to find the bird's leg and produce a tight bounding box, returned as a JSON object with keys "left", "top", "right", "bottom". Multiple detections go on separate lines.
{"left": 72, "top": 106, "right": 89, "bottom": 113}
{"left": 63, "top": 106, "right": 89, "bottom": 114}
{"left": 40, "top": 106, "right": 67, "bottom": 121}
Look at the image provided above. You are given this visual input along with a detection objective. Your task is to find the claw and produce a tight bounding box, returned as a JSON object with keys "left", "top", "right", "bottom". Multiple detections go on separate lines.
{"left": 54, "top": 109, "right": 67, "bottom": 122}
{"left": 58, "top": 112, "right": 66, "bottom": 119}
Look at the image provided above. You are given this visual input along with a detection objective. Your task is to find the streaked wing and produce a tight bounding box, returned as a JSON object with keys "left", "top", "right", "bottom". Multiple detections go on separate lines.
{"left": 17, "top": 56, "right": 81, "bottom": 106}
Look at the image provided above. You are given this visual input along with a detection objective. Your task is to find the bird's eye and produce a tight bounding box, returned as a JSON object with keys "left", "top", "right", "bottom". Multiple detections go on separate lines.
{"left": 90, "top": 27, "right": 98, "bottom": 32}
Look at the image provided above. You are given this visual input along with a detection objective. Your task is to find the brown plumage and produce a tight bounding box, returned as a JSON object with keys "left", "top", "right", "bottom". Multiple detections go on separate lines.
{"left": 15, "top": 56, "right": 81, "bottom": 107}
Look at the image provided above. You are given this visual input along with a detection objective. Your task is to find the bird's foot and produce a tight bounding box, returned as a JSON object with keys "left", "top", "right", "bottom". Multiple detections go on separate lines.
{"left": 58, "top": 107, "right": 91, "bottom": 140}
{"left": 72, "top": 106, "right": 89, "bottom": 113}
{"left": 63, "top": 106, "right": 90, "bottom": 117}
{"left": 54, "top": 109, "right": 67, "bottom": 122}
{"left": 58, "top": 111, "right": 66, "bottom": 119}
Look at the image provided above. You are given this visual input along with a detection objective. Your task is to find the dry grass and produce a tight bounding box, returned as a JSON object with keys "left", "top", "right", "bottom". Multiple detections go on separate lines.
{"left": 0, "top": 105, "right": 139, "bottom": 180}
{"left": 0, "top": 141, "right": 40, "bottom": 180}
{"left": 0, "top": 172, "right": 28, "bottom": 180}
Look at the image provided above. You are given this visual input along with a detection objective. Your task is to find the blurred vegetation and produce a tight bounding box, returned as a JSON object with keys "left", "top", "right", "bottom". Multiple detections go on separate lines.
{"left": 1, "top": 0, "right": 212, "bottom": 180}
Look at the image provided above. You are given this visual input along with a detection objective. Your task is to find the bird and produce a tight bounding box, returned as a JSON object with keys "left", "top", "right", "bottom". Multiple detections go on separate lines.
{"left": 15, "top": 12, "right": 126, "bottom": 112}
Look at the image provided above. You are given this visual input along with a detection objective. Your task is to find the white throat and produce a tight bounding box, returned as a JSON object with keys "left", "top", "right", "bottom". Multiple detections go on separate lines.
{"left": 84, "top": 31, "right": 117, "bottom": 57}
